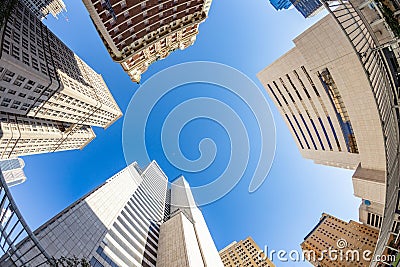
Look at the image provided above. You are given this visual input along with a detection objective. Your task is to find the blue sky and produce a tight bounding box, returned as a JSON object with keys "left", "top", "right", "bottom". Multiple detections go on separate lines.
{"left": 10, "top": 1, "right": 360, "bottom": 266}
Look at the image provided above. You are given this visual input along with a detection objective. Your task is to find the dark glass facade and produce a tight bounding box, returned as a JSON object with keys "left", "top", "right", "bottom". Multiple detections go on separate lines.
{"left": 269, "top": 0, "right": 323, "bottom": 18}
{"left": 291, "top": 0, "right": 323, "bottom": 18}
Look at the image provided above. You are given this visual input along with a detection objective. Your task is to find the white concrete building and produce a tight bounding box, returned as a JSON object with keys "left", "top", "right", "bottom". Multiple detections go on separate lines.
{"left": 0, "top": 112, "right": 95, "bottom": 159}
{"left": 13, "top": 161, "right": 222, "bottom": 267}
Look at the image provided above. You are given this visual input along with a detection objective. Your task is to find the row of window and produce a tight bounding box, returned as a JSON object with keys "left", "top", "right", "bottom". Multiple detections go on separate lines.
{"left": 367, "top": 212, "right": 383, "bottom": 229}
{"left": 268, "top": 66, "right": 359, "bottom": 154}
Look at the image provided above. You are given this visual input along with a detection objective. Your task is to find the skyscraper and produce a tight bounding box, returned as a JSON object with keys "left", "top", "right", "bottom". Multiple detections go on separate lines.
{"left": 219, "top": 237, "right": 275, "bottom": 267}
{"left": 301, "top": 213, "right": 379, "bottom": 266}
{"left": 0, "top": 158, "right": 27, "bottom": 187}
{"left": 257, "top": 14, "right": 386, "bottom": 173}
{"left": 258, "top": 5, "right": 399, "bottom": 264}
{"left": 0, "top": 1, "right": 122, "bottom": 159}
{"left": 81, "top": 0, "right": 212, "bottom": 83}
{"left": 12, "top": 161, "right": 223, "bottom": 267}
{"left": 157, "top": 176, "right": 223, "bottom": 266}
{"left": 20, "top": 0, "right": 67, "bottom": 19}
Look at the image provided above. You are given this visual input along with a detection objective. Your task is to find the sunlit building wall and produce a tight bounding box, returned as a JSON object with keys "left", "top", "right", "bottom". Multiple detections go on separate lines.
{"left": 0, "top": 1, "right": 122, "bottom": 158}
{"left": 13, "top": 161, "right": 222, "bottom": 267}
{"left": 257, "top": 14, "right": 386, "bottom": 172}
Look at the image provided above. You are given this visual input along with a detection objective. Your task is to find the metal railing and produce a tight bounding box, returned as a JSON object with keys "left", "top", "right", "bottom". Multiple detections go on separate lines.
{"left": 321, "top": 0, "right": 400, "bottom": 266}
{"left": 0, "top": 170, "right": 53, "bottom": 267}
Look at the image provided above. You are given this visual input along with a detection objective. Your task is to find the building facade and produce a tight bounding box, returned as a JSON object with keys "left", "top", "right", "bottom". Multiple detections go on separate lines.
{"left": 0, "top": 1, "right": 122, "bottom": 159}
{"left": 0, "top": 158, "right": 27, "bottom": 186}
{"left": 81, "top": 0, "right": 212, "bottom": 83}
{"left": 20, "top": 0, "right": 67, "bottom": 19}
{"left": 257, "top": 14, "right": 386, "bottom": 173}
{"left": 301, "top": 213, "right": 379, "bottom": 266}
{"left": 359, "top": 200, "right": 384, "bottom": 230}
{"left": 219, "top": 237, "right": 275, "bottom": 267}
{"left": 157, "top": 176, "right": 223, "bottom": 267}
{"left": 12, "top": 161, "right": 222, "bottom": 267}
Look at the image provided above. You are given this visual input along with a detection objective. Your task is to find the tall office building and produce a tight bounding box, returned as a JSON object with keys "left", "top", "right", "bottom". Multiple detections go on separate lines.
{"left": 157, "top": 176, "right": 223, "bottom": 266}
{"left": 257, "top": 14, "right": 386, "bottom": 174}
{"left": 301, "top": 213, "right": 379, "bottom": 266}
{"left": 219, "top": 237, "right": 275, "bottom": 267}
{"left": 82, "top": 0, "right": 212, "bottom": 83}
{"left": 0, "top": 1, "right": 122, "bottom": 159}
{"left": 0, "top": 158, "right": 27, "bottom": 187}
{"left": 11, "top": 161, "right": 223, "bottom": 267}
{"left": 352, "top": 164, "right": 386, "bottom": 206}
{"left": 258, "top": 6, "right": 399, "bottom": 264}
{"left": 20, "top": 0, "right": 67, "bottom": 19}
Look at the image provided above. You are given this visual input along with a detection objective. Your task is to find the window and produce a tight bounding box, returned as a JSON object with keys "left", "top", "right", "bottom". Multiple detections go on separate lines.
{"left": 318, "top": 68, "right": 358, "bottom": 153}
{"left": 285, "top": 114, "right": 304, "bottom": 149}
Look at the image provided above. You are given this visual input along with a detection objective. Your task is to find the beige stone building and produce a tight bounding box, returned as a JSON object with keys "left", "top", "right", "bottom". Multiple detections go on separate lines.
{"left": 0, "top": 112, "right": 95, "bottom": 159}
{"left": 82, "top": 0, "right": 212, "bottom": 83}
{"left": 258, "top": 4, "right": 399, "bottom": 265}
{"left": 257, "top": 14, "right": 386, "bottom": 173}
{"left": 0, "top": 1, "right": 122, "bottom": 159}
{"left": 301, "top": 213, "right": 379, "bottom": 267}
{"left": 257, "top": 14, "right": 390, "bottom": 230}
{"left": 219, "top": 237, "right": 275, "bottom": 267}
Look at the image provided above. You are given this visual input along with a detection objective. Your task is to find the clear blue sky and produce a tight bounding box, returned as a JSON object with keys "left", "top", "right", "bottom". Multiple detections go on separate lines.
{"left": 10, "top": 1, "right": 359, "bottom": 266}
